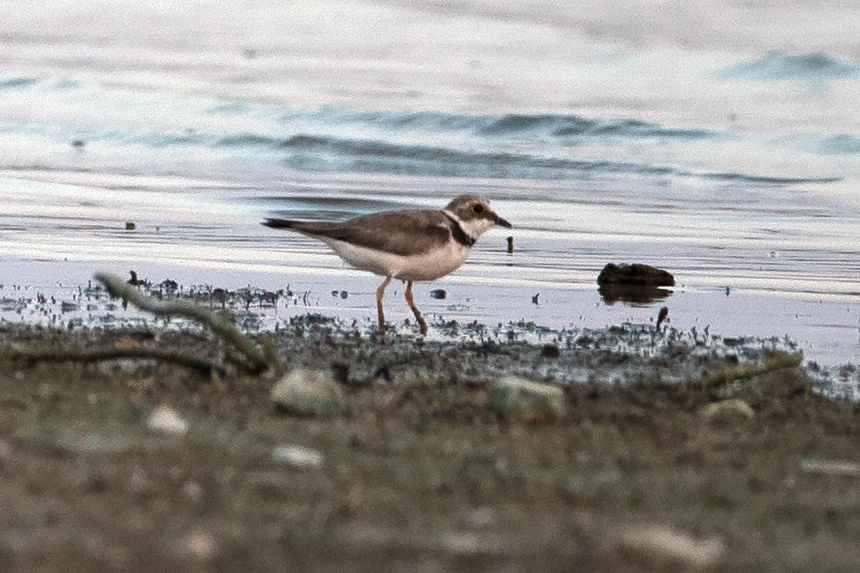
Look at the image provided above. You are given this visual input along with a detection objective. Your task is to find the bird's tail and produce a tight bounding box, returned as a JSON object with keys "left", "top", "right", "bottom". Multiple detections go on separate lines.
{"left": 262, "top": 219, "right": 345, "bottom": 238}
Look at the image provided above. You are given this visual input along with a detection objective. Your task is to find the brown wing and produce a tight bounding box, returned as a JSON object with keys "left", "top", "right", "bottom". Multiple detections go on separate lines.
{"left": 264, "top": 209, "right": 454, "bottom": 257}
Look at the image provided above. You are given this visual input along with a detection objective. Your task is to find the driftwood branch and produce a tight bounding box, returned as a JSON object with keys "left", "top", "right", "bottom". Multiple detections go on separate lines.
{"left": 94, "top": 272, "right": 273, "bottom": 374}
{"left": 687, "top": 352, "right": 803, "bottom": 392}
{"left": 0, "top": 273, "right": 276, "bottom": 377}
{"left": 2, "top": 346, "right": 218, "bottom": 376}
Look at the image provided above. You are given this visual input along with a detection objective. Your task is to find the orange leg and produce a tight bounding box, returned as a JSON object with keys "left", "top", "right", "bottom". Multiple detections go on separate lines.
{"left": 404, "top": 280, "right": 428, "bottom": 335}
{"left": 376, "top": 275, "right": 392, "bottom": 333}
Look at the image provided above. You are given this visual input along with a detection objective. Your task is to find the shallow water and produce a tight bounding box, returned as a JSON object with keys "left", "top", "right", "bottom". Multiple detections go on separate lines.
{"left": 1, "top": 0, "right": 860, "bottom": 366}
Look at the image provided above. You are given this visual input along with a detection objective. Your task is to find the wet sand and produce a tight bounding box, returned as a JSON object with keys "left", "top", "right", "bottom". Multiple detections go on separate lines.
{"left": 3, "top": 169, "right": 859, "bottom": 371}
{"left": 2, "top": 257, "right": 858, "bottom": 372}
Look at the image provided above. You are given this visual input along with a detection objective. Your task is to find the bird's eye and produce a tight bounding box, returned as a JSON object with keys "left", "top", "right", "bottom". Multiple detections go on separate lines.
{"left": 471, "top": 204, "right": 485, "bottom": 214}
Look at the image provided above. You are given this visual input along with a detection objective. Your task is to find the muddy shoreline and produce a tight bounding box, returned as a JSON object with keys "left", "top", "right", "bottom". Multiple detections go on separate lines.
{"left": 2, "top": 302, "right": 860, "bottom": 571}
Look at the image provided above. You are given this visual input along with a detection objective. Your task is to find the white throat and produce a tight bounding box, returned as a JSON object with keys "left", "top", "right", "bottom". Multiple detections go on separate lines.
{"left": 443, "top": 208, "right": 493, "bottom": 240}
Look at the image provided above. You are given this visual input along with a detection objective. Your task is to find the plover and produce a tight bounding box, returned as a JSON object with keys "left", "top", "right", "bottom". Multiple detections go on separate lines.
{"left": 263, "top": 195, "right": 512, "bottom": 334}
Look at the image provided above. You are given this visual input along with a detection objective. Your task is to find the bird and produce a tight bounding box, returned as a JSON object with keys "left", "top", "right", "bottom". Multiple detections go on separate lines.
{"left": 263, "top": 195, "right": 512, "bottom": 335}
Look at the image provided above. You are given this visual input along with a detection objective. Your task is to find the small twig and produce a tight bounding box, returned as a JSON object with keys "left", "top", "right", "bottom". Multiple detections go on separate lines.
{"left": 94, "top": 272, "right": 272, "bottom": 374}
{"left": 1, "top": 347, "right": 218, "bottom": 376}
{"left": 688, "top": 352, "right": 803, "bottom": 392}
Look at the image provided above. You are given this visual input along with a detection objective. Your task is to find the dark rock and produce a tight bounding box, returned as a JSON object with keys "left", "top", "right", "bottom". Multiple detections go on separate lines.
{"left": 597, "top": 264, "right": 675, "bottom": 305}
{"left": 331, "top": 362, "right": 350, "bottom": 385}
{"left": 429, "top": 289, "right": 447, "bottom": 300}
{"left": 540, "top": 344, "right": 560, "bottom": 358}
{"left": 597, "top": 263, "right": 675, "bottom": 286}
{"left": 575, "top": 336, "right": 593, "bottom": 347}
{"left": 373, "top": 365, "right": 392, "bottom": 382}
{"left": 599, "top": 284, "right": 672, "bottom": 305}
{"left": 127, "top": 270, "right": 148, "bottom": 286}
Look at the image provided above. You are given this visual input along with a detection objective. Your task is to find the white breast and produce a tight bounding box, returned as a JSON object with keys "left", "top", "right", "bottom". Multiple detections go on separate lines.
{"left": 320, "top": 237, "right": 472, "bottom": 281}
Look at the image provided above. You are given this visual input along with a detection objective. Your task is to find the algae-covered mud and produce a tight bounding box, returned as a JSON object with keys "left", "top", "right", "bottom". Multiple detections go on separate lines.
{"left": 2, "top": 275, "right": 856, "bottom": 401}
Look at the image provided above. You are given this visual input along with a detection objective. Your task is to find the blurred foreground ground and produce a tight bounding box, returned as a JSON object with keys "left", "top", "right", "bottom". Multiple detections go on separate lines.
{"left": 1, "top": 319, "right": 860, "bottom": 572}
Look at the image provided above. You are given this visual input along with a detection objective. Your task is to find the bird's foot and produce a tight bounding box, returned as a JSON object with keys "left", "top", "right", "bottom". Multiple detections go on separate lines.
{"left": 416, "top": 318, "right": 428, "bottom": 336}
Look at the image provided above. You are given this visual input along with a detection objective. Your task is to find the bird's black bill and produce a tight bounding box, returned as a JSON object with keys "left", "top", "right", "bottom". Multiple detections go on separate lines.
{"left": 262, "top": 218, "right": 295, "bottom": 229}
{"left": 495, "top": 216, "right": 512, "bottom": 228}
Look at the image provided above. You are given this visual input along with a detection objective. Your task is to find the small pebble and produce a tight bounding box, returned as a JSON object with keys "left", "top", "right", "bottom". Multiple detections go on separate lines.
{"left": 621, "top": 524, "right": 724, "bottom": 568}
{"left": 656, "top": 306, "right": 669, "bottom": 329}
{"left": 489, "top": 376, "right": 565, "bottom": 425}
{"left": 271, "top": 369, "right": 346, "bottom": 417}
{"left": 181, "top": 531, "right": 217, "bottom": 560}
{"left": 540, "top": 344, "right": 560, "bottom": 358}
{"left": 441, "top": 532, "right": 488, "bottom": 555}
{"left": 0, "top": 438, "right": 13, "bottom": 465}
{"left": 272, "top": 444, "right": 325, "bottom": 468}
{"left": 183, "top": 481, "right": 203, "bottom": 501}
{"left": 430, "top": 289, "right": 447, "bottom": 300}
{"left": 147, "top": 405, "right": 189, "bottom": 435}
{"left": 800, "top": 458, "right": 860, "bottom": 476}
{"left": 698, "top": 399, "right": 754, "bottom": 421}
{"left": 129, "top": 466, "right": 148, "bottom": 491}
{"left": 463, "top": 506, "right": 494, "bottom": 528}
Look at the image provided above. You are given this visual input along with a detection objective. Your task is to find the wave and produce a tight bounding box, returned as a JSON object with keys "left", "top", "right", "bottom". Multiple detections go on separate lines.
{"left": 817, "top": 134, "right": 860, "bottom": 155}
{"left": 272, "top": 133, "right": 678, "bottom": 179}
{"left": 699, "top": 172, "right": 840, "bottom": 185}
{"left": 477, "top": 114, "right": 715, "bottom": 140}
{"left": 216, "top": 133, "right": 280, "bottom": 147}
{"left": 129, "top": 109, "right": 718, "bottom": 159}
{"left": 716, "top": 50, "right": 857, "bottom": 81}
{"left": 0, "top": 77, "right": 37, "bottom": 90}
{"left": 212, "top": 132, "right": 833, "bottom": 185}
{"left": 276, "top": 108, "right": 719, "bottom": 142}
{"left": 9, "top": 98, "right": 834, "bottom": 186}
{"left": 119, "top": 125, "right": 837, "bottom": 185}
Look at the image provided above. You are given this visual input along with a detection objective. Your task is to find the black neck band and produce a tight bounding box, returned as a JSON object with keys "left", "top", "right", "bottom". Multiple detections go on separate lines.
{"left": 442, "top": 212, "right": 476, "bottom": 247}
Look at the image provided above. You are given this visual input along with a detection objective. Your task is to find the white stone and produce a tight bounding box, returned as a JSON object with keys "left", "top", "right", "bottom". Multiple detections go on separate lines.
{"left": 272, "top": 444, "right": 325, "bottom": 468}
{"left": 800, "top": 458, "right": 860, "bottom": 476}
{"left": 622, "top": 524, "right": 725, "bottom": 568}
{"left": 182, "top": 531, "right": 217, "bottom": 560}
{"left": 147, "top": 405, "right": 189, "bottom": 435}
{"left": 489, "top": 376, "right": 565, "bottom": 424}
{"left": 270, "top": 369, "right": 346, "bottom": 417}
{"left": 699, "top": 399, "right": 755, "bottom": 421}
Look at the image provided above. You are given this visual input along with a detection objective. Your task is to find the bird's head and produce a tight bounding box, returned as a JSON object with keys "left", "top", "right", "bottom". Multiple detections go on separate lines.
{"left": 444, "top": 195, "right": 512, "bottom": 238}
